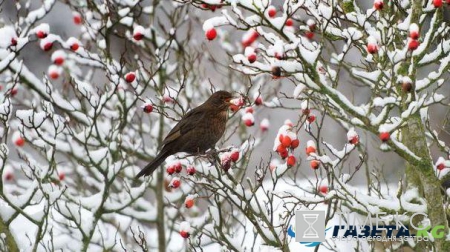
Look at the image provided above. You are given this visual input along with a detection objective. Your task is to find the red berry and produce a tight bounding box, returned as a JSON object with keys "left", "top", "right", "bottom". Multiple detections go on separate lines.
{"left": 143, "top": 104, "right": 153, "bottom": 113}
{"left": 180, "top": 231, "right": 190, "bottom": 238}
{"left": 185, "top": 198, "right": 194, "bottom": 208}
{"left": 287, "top": 155, "right": 296, "bottom": 167}
{"left": 319, "top": 185, "right": 328, "bottom": 194}
{"left": 279, "top": 148, "right": 288, "bottom": 159}
{"left": 410, "top": 31, "right": 419, "bottom": 40}
{"left": 285, "top": 18, "right": 293, "bottom": 26}
{"left": 10, "top": 88, "right": 18, "bottom": 96}
{"left": 305, "top": 31, "right": 314, "bottom": 39}
{"left": 125, "top": 72, "right": 136, "bottom": 83}
{"left": 205, "top": 28, "right": 217, "bottom": 41}
{"left": 36, "top": 31, "right": 47, "bottom": 39}
{"left": 229, "top": 104, "right": 240, "bottom": 112}
{"left": 230, "top": 151, "right": 240, "bottom": 162}
{"left": 4, "top": 172, "right": 13, "bottom": 181}
{"left": 277, "top": 144, "right": 286, "bottom": 153}
{"left": 267, "top": 6, "right": 276, "bottom": 18}
{"left": 408, "top": 39, "right": 419, "bottom": 51}
{"left": 49, "top": 71, "right": 59, "bottom": 79}
{"left": 306, "top": 146, "right": 316, "bottom": 156}
{"left": 281, "top": 136, "right": 292, "bottom": 148}
{"left": 245, "top": 107, "right": 254, "bottom": 114}
{"left": 134, "top": 32, "right": 143, "bottom": 40}
{"left": 70, "top": 43, "right": 79, "bottom": 51}
{"left": 73, "top": 13, "right": 82, "bottom": 25}
{"left": 209, "top": 5, "right": 217, "bottom": 11}
{"left": 245, "top": 119, "right": 254, "bottom": 127}
{"left": 349, "top": 136, "right": 359, "bottom": 145}
{"left": 43, "top": 42, "right": 53, "bottom": 51}
{"left": 166, "top": 166, "right": 175, "bottom": 175}
{"left": 379, "top": 132, "right": 390, "bottom": 142}
{"left": 254, "top": 96, "right": 263, "bottom": 105}
{"left": 374, "top": 1, "right": 384, "bottom": 10}
{"left": 367, "top": 44, "right": 378, "bottom": 54}
{"left": 247, "top": 54, "right": 257, "bottom": 63}
{"left": 437, "top": 163, "right": 446, "bottom": 170}
{"left": 169, "top": 178, "right": 181, "bottom": 188}
{"left": 10, "top": 38, "right": 17, "bottom": 46}
{"left": 221, "top": 157, "right": 232, "bottom": 171}
{"left": 174, "top": 163, "right": 182, "bottom": 173}
{"left": 434, "top": 0, "right": 443, "bottom": 7}
{"left": 310, "top": 160, "right": 320, "bottom": 169}
{"left": 186, "top": 166, "right": 196, "bottom": 175}
{"left": 290, "top": 139, "right": 300, "bottom": 149}
{"left": 15, "top": 137, "right": 25, "bottom": 147}
{"left": 302, "top": 108, "right": 310, "bottom": 115}
{"left": 307, "top": 114, "right": 316, "bottom": 123}
{"left": 54, "top": 57, "right": 64, "bottom": 65}
{"left": 59, "top": 172, "right": 65, "bottom": 181}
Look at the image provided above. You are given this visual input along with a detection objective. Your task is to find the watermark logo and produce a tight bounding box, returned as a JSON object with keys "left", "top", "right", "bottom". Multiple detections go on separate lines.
{"left": 295, "top": 210, "right": 326, "bottom": 243}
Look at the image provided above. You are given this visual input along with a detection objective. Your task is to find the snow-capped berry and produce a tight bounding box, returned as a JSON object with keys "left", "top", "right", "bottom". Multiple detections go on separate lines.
{"left": 260, "top": 118, "right": 270, "bottom": 132}
{"left": 402, "top": 76, "right": 413, "bottom": 92}
{"left": 319, "top": 185, "right": 328, "bottom": 194}
{"left": 374, "top": 0, "right": 383, "bottom": 10}
{"left": 221, "top": 153, "right": 232, "bottom": 171}
{"left": 305, "top": 31, "right": 314, "bottom": 39}
{"left": 169, "top": 177, "right": 181, "bottom": 188}
{"left": 142, "top": 104, "right": 153, "bottom": 113}
{"left": 254, "top": 95, "right": 263, "bottom": 106}
{"left": 174, "top": 162, "right": 182, "bottom": 173}
{"left": 59, "top": 172, "right": 65, "bottom": 181}
{"left": 245, "top": 107, "right": 254, "bottom": 114}
{"left": 242, "top": 112, "right": 254, "bottom": 127}
{"left": 347, "top": 128, "right": 359, "bottom": 145}
{"left": 40, "top": 38, "right": 53, "bottom": 51}
{"left": 285, "top": 18, "right": 293, "bottom": 26}
{"left": 205, "top": 28, "right": 217, "bottom": 40}
{"left": 367, "top": 36, "right": 378, "bottom": 54}
{"left": 307, "top": 114, "right": 316, "bottom": 123}
{"left": 271, "top": 66, "right": 281, "bottom": 78}
{"left": 437, "top": 163, "right": 446, "bottom": 170}
{"left": 48, "top": 65, "right": 62, "bottom": 79}
{"left": 433, "top": 0, "right": 443, "bottom": 7}
{"left": 67, "top": 37, "right": 80, "bottom": 51}
{"left": 4, "top": 172, "right": 13, "bottom": 181}
{"left": 408, "top": 39, "right": 419, "bottom": 51}
{"left": 179, "top": 221, "right": 191, "bottom": 238}
{"left": 306, "top": 140, "right": 316, "bottom": 156}
{"left": 230, "top": 150, "right": 240, "bottom": 162}
{"left": 186, "top": 166, "right": 196, "bottom": 175}
{"left": 34, "top": 23, "right": 50, "bottom": 38}
{"left": 125, "top": 72, "right": 136, "bottom": 83}
{"left": 166, "top": 166, "right": 175, "bottom": 175}
{"left": 51, "top": 50, "right": 66, "bottom": 65}
{"left": 307, "top": 19, "right": 316, "bottom": 31}
{"left": 281, "top": 136, "right": 292, "bottom": 148}
{"left": 287, "top": 155, "right": 296, "bottom": 167}
{"left": 267, "top": 6, "right": 276, "bottom": 18}
{"left": 379, "top": 132, "right": 390, "bottom": 142}
{"left": 290, "top": 139, "right": 300, "bottom": 149}
{"left": 276, "top": 144, "right": 286, "bottom": 153}
{"left": 133, "top": 25, "right": 145, "bottom": 40}
{"left": 409, "top": 23, "right": 419, "bottom": 39}
{"left": 10, "top": 38, "right": 17, "bottom": 46}
{"left": 245, "top": 47, "right": 257, "bottom": 63}
{"left": 15, "top": 137, "right": 25, "bottom": 147}
{"left": 10, "top": 88, "right": 18, "bottom": 96}
{"left": 241, "top": 29, "right": 259, "bottom": 47}
{"left": 185, "top": 196, "right": 195, "bottom": 208}
{"left": 310, "top": 160, "right": 320, "bottom": 169}
{"left": 73, "top": 12, "right": 82, "bottom": 25}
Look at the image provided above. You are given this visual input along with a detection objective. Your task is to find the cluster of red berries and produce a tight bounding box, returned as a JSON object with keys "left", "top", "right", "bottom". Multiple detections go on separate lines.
{"left": 221, "top": 149, "right": 240, "bottom": 171}
{"left": 275, "top": 130, "right": 300, "bottom": 167}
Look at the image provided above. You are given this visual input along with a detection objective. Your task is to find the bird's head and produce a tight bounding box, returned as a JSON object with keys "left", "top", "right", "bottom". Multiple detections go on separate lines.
{"left": 207, "top": 90, "right": 234, "bottom": 110}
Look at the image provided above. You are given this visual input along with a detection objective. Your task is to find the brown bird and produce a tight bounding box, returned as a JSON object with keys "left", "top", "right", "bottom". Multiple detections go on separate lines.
{"left": 136, "top": 90, "right": 233, "bottom": 178}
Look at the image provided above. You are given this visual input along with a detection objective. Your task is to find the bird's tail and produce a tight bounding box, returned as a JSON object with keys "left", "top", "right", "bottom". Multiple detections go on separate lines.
{"left": 136, "top": 150, "right": 170, "bottom": 178}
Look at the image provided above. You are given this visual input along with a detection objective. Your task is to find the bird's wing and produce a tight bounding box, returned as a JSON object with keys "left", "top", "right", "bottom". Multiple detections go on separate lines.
{"left": 161, "top": 106, "right": 205, "bottom": 146}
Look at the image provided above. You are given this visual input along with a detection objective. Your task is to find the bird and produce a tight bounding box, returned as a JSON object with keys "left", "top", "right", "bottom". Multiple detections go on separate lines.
{"left": 136, "top": 90, "right": 234, "bottom": 178}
